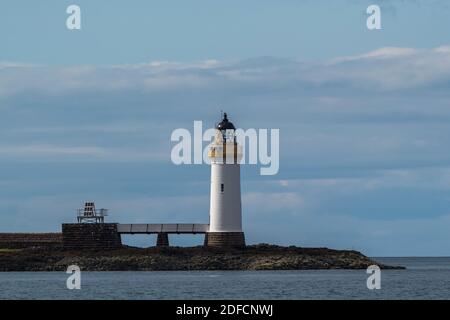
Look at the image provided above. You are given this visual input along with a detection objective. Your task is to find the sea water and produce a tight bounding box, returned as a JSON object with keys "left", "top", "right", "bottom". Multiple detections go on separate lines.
{"left": 0, "top": 257, "right": 449, "bottom": 300}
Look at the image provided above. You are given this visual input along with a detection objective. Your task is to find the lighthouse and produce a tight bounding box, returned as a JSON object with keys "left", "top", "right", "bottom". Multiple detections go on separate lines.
{"left": 205, "top": 113, "right": 246, "bottom": 248}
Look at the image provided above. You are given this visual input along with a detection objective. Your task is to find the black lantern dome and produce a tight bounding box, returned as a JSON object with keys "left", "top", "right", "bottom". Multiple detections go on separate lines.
{"left": 216, "top": 113, "right": 236, "bottom": 131}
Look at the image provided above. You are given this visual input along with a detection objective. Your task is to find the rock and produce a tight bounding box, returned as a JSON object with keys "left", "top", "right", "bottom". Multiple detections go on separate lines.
{"left": 0, "top": 245, "right": 405, "bottom": 271}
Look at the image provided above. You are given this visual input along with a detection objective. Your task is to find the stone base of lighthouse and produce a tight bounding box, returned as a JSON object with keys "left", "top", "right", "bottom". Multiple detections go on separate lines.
{"left": 204, "top": 232, "right": 246, "bottom": 248}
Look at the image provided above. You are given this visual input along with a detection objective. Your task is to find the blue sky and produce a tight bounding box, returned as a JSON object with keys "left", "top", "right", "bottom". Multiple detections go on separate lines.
{"left": 1, "top": 1, "right": 450, "bottom": 256}
{"left": 2, "top": 0, "right": 450, "bottom": 64}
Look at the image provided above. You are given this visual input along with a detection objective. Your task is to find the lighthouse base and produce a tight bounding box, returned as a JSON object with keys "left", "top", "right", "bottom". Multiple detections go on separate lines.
{"left": 204, "top": 232, "right": 246, "bottom": 248}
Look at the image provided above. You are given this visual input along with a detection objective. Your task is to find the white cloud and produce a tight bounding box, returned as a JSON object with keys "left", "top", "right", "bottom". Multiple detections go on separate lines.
{"left": 243, "top": 192, "right": 306, "bottom": 214}
{"left": 329, "top": 47, "right": 419, "bottom": 64}
{"left": 0, "top": 145, "right": 106, "bottom": 156}
{"left": 1, "top": 46, "right": 450, "bottom": 97}
{"left": 1, "top": 47, "right": 450, "bottom": 254}
{"left": 0, "top": 61, "right": 37, "bottom": 69}
{"left": 0, "top": 144, "right": 167, "bottom": 162}
{"left": 270, "top": 166, "right": 450, "bottom": 193}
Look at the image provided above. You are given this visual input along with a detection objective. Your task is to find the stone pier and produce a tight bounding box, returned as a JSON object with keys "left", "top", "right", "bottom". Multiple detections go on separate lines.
{"left": 62, "top": 223, "right": 122, "bottom": 250}
{"left": 156, "top": 233, "right": 169, "bottom": 247}
{"left": 0, "top": 233, "right": 62, "bottom": 249}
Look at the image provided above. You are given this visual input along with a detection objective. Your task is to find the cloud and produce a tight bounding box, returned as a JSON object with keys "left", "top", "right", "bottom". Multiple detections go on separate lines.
{"left": 0, "top": 61, "right": 38, "bottom": 69}
{"left": 329, "top": 47, "right": 419, "bottom": 63}
{"left": 249, "top": 208, "right": 450, "bottom": 256}
{"left": 243, "top": 170, "right": 450, "bottom": 256}
{"left": 2, "top": 47, "right": 450, "bottom": 172}
{"left": 0, "top": 144, "right": 167, "bottom": 162}
{"left": 0, "top": 194, "right": 210, "bottom": 231}
{"left": 243, "top": 192, "right": 306, "bottom": 214}
{"left": 1, "top": 45, "right": 450, "bottom": 98}
{"left": 1, "top": 47, "right": 450, "bottom": 254}
{"left": 324, "top": 46, "right": 450, "bottom": 90}
{"left": 0, "top": 145, "right": 106, "bottom": 157}
{"left": 352, "top": 0, "right": 450, "bottom": 17}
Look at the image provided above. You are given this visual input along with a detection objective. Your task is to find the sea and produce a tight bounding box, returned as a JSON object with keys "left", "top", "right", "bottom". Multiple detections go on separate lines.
{"left": 0, "top": 257, "right": 449, "bottom": 300}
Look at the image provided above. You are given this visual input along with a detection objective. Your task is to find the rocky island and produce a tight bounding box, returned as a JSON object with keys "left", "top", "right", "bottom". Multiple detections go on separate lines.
{"left": 0, "top": 244, "right": 404, "bottom": 271}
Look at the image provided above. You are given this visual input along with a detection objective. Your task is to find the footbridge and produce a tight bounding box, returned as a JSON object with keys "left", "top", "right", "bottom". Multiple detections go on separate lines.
{"left": 117, "top": 223, "right": 210, "bottom": 246}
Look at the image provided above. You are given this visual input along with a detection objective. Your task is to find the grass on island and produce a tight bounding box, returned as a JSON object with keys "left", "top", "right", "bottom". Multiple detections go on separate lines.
{"left": 0, "top": 248, "right": 22, "bottom": 253}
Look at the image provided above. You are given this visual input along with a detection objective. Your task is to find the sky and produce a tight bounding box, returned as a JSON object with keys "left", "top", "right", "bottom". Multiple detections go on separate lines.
{"left": 1, "top": 0, "right": 450, "bottom": 256}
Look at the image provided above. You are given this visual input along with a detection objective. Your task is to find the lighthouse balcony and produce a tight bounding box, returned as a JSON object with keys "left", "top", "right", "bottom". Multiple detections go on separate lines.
{"left": 208, "top": 145, "right": 243, "bottom": 159}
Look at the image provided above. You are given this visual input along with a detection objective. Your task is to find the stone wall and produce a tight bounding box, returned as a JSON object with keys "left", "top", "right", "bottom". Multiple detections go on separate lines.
{"left": 204, "top": 232, "right": 246, "bottom": 248}
{"left": 0, "top": 233, "right": 62, "bottom": 249}
{"left": 62, "top": 223, "right": 122, "bottom": 250}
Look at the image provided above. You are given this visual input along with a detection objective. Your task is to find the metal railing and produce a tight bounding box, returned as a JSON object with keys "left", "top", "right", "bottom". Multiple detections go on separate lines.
{"left": 77, "top": 208, "right": 108, "bottom": 223}
{"left": 117, "top": 223, "right": 210, "bottom": 234}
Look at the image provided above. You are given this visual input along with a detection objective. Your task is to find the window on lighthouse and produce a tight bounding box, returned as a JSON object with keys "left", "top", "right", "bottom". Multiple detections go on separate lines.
{"left": 221, "top": 183, "right": 224, "bottom": 193}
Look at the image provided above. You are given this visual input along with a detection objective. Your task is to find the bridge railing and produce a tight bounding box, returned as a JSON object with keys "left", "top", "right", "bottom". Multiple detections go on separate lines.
{"left": 117, "top": 223, "right": 210, "bottom": 234}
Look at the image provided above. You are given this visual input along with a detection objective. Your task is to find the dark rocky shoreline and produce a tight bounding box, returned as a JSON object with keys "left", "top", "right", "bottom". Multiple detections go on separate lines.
{"left": 0, "top": 244, "right": 405, "bottom": 271}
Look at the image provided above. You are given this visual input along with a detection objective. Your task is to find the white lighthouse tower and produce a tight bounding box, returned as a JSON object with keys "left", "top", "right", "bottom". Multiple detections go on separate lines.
{"left": 205, "top": 113, "right": 246, "bottom": 248}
